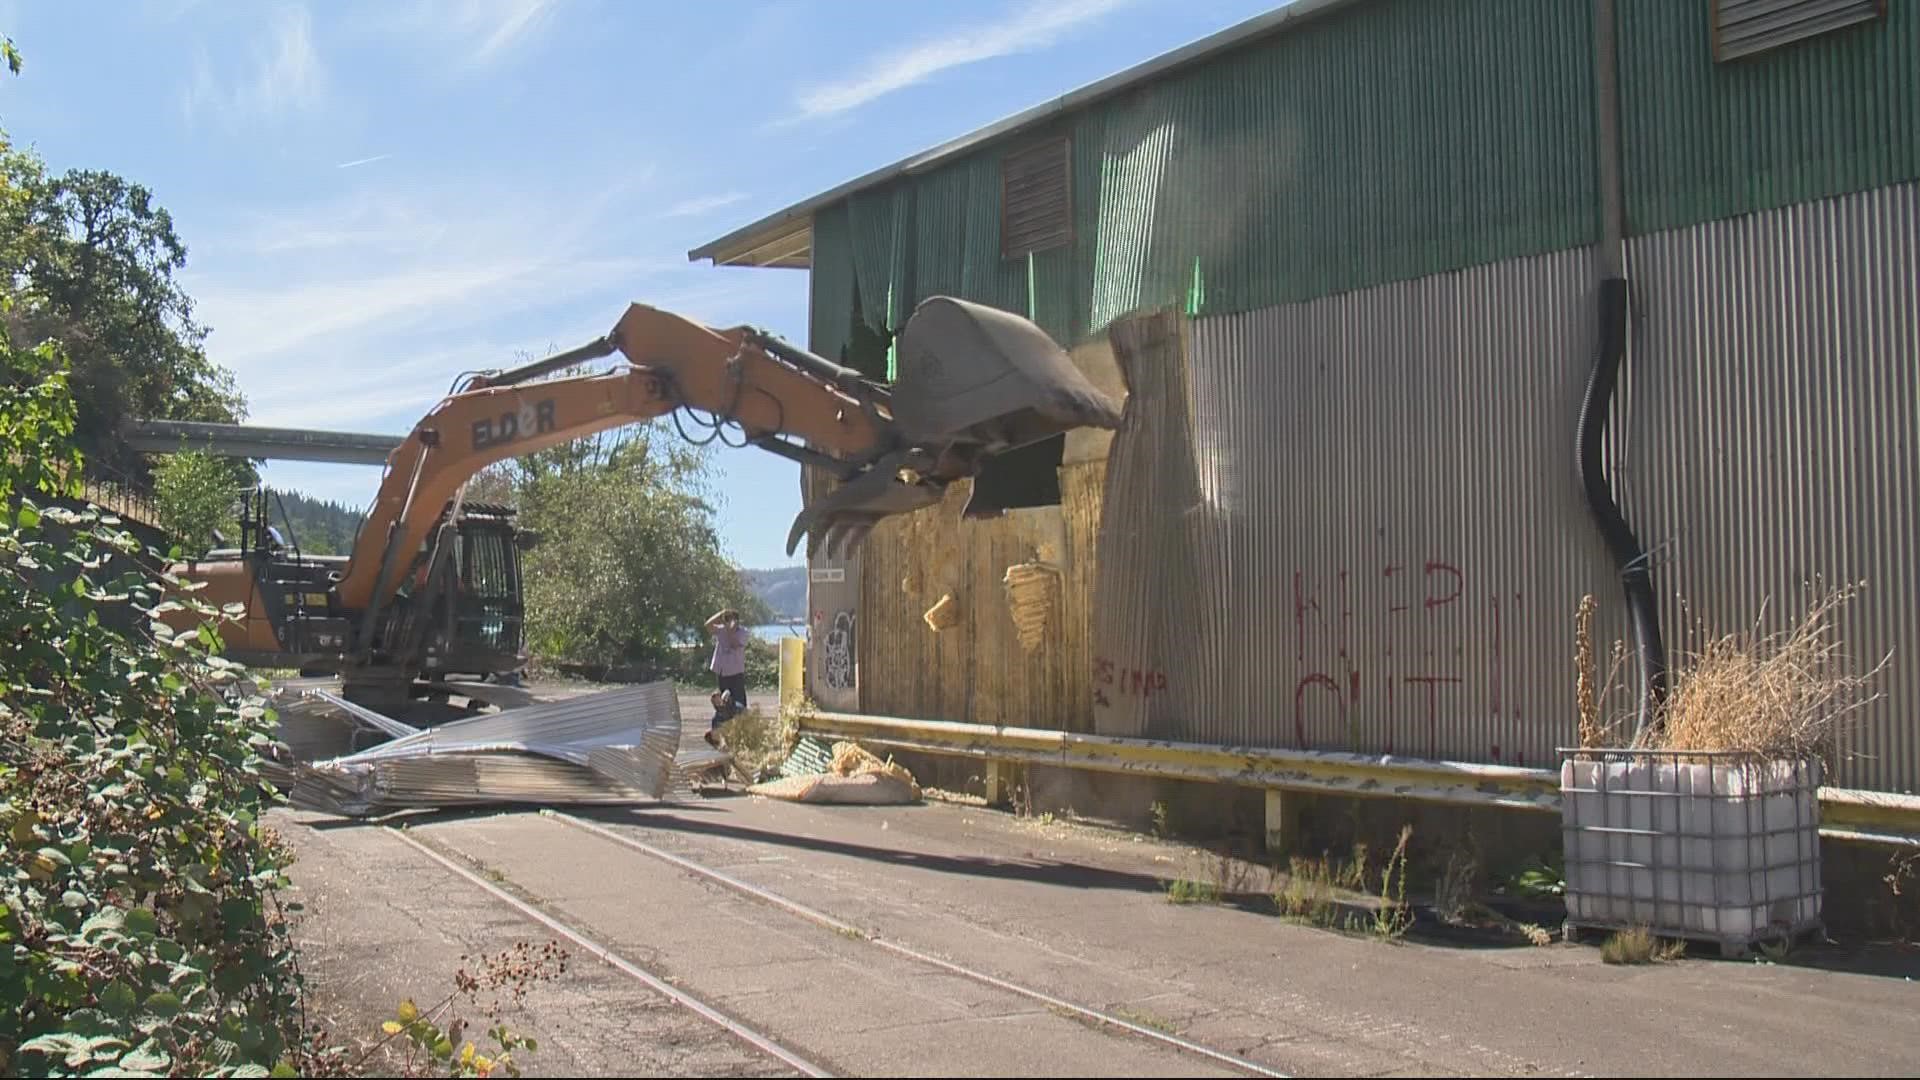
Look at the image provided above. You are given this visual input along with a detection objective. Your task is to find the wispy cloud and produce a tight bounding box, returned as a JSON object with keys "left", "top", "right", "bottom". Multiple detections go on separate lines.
{"left": 462, "top": 0, "right": 554, "bottom": 63}
{"left": 663, "top": 192, "right": 749, "bottom": 219}
{"left": 196, "top": 250, "right": 681, "bottom": 373}
{"left": 335, "top": 153, "right": 391, "bottom": 170}
{"left": 373, "top": 0, "right": 558, "bottom": 69}
{"left": 180, "top": 5, "right": 325, "bottom": 128}
{"left": 183, "top": 172, "right": 728, "bottom": 431}
{"left": 794, "top": 0, "right": 1130, "bottom": 119}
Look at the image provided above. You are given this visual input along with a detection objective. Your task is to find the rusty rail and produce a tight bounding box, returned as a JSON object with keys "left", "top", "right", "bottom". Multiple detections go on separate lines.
{"left": 793, "top": 708, "right": 1920, "bottom": 847}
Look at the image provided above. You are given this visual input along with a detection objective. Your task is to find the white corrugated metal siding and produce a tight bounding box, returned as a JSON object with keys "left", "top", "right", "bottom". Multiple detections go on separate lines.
{"left": 1084, "top": 183, "right": 1920, "bottom": 792}
{"left": 1092, "top": 247, "right": 1623, "bottom": 768}
{"left": 1624, "top": 181, "right": 1920, "bottom": 793}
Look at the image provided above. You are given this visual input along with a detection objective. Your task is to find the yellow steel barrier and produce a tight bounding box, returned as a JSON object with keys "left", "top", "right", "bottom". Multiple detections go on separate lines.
{"left": 778, "top": 636, "right": 805, "bottom": 713}
{"left": 793, "top": 708, "right": 1920, "bottom": 847}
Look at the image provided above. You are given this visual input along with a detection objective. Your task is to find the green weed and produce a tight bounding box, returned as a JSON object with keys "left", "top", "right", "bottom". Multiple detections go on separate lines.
{"left": 1165, "top": 877, "right": 1220, "bottom": 905}
{"left": 1371, "top": 825, "right": 1414, "bottom": 942}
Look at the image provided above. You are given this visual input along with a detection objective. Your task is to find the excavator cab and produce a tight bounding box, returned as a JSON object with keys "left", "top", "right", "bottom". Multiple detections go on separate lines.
{"left": 362, "top": 500, "right": 530, "bottom": 693}
{"left": 782, "top": 296, "right": 1123, "bottom": 557}
{"left": 435, "top": 503, "right": 528, "bottom": 678}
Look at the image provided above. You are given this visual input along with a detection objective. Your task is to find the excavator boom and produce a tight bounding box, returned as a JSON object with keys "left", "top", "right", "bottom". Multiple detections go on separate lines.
{"left": 159, "top": 295, "right": 1121, "bottom": 707}
{"left": 341, "top": 295, "right": 1120, "bottom": 618}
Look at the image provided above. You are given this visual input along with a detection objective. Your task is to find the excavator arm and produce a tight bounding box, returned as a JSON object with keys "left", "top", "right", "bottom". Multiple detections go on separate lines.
{"left": 335, "top": 296, "right": 1122, "bottom": 623}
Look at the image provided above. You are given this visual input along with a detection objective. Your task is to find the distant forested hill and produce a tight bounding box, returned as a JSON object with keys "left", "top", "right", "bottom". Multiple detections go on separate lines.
{"left": 742, "top": 566, "right": 806, "bottom": 620}
{"left": 270, "top": 489, "right": 364, "bottom": 556}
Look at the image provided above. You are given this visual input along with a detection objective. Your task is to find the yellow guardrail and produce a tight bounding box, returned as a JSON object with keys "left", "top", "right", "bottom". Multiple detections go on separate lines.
{"left": 791, "top": 707, "right": 1920, "bottom": 847}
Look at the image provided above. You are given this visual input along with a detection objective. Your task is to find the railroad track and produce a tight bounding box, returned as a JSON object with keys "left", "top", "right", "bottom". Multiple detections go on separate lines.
{"left": 386, "top": 812, "right": 1291, "bottom": 1079}
{"left": 388, "top": 827, "right": 829, "bottom": 1077}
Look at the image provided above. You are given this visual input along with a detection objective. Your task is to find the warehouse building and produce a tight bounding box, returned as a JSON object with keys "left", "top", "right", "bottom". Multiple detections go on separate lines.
{"left": 693, "top": 0, "right": 1919, "bottom": 807}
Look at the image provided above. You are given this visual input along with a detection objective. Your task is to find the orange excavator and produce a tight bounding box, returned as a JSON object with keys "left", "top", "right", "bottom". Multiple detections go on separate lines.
{"left": 159, "top": 295, "right": 1122, "bottom": 710}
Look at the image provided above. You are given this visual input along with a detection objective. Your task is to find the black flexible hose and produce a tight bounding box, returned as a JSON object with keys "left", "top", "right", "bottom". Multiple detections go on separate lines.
{"left": 1576, "top": 276, "right": 1668, "bottom": 739}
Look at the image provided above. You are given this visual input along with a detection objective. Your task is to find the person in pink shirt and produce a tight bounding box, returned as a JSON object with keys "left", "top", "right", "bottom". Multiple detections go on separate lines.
{"left": 702, "top": 608, "right": 750, "bottom": 748}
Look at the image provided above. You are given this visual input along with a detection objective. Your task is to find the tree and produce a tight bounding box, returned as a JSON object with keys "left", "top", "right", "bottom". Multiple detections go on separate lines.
{"left": 0, "top": 136, "right": 247, "bottom": 486}
{"left": 1, "top": 306, "right": 307, "bottom": 1075}
{"left": 267, "top": 487, "right": 364, "bottom": 556}
{"left": 505, "top": 425, "right": 768, "bottom": 673}
{"left": 150, "top": 449, "right": 240, "bottom": 557}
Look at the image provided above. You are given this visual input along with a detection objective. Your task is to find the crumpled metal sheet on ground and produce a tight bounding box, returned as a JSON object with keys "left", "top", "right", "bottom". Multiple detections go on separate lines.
{"left": 265, "top": 682, "right": 684, "bottom": 818}
{"left": 268, "top": 683, "right": 413, "bottom": 762}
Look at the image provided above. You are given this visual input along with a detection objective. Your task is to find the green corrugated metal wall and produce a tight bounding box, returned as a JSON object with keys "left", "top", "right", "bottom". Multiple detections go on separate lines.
{"left": 1620, "top": 0, "right": 1920, "bottom": 236}
{"left": 817, "top": 0, "right": 1599, "bottom": 351}
{"left": 1153, "top": 0, "right": 1597, "bottom": 317}
{"left": 810, "top": 0, "right": 1916, "bottom": 354}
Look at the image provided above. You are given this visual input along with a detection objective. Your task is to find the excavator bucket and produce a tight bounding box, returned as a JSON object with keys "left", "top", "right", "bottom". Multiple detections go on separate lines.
{"left": 888, "top": 297, "right": 1123, "bottom": 449}
{"left": 785, "top": 450, "right": 946, "bottom": 560}
{"left": 786, "top": 297, "right": 1124, "bottom": 559}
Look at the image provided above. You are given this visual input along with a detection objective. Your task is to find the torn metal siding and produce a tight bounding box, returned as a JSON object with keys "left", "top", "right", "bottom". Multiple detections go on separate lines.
{"left": 1620, "top": 0, "right": 1919, "bottom": 235}
{"left": 802, "top": 232, "right": 869, "bottom": 712}
{"left": 1622, "top": 181, "right": 1920, "bottom": 793}
{"left": 808, "top": 202, "right": 858, "bottom": 369}
{"left": 1091, "top": 249, "right": 1618, "bottom": 767}
{"left": 845, "top": 157, "right": 1030, "bottom": 336}
{"left": 911, "top": 157, "right": 1030, "bottom": 320}
{"left": 847, "top": 185, "right": 913, "bottom": 335}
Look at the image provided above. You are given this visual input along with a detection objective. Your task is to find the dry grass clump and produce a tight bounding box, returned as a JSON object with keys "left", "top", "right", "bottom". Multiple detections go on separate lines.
{"left": 1275, "top": 855, "right": 1338, "bottom": 923}
{"left": 717, "top": 705, "right": 789, "bottom": 778}
{"left": 1576, "top": 594, "right": 1601, "bottom": 745}
{"left": 1574, "top": 594, "right": 1633, "bottom": 748}
{"left": 1601, "top": 926, "right": 1687, "bottom": 965}
{"left": 1576, "top": 580, "right": 1889, "bottom": 762}
{"left": 1643, "top": 580, "right": 1888, "bottom": 761}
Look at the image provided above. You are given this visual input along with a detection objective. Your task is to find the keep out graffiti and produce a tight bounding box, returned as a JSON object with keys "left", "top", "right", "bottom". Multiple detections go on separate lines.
{"left": 1292, "top": 559, "right": 1519, "bottom": 763}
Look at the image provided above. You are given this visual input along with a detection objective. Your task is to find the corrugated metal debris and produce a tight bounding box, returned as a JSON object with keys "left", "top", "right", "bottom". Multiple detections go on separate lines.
{"left": 778, "top": 736, "right": 837, "bottom": 779}
{"left": 260, "top": 683, "right": 684, "bottom": 818}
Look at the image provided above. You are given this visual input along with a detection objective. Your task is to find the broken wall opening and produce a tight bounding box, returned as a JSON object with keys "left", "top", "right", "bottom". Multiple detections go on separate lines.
{"left": 965, "top": 433, "right": 1065, "bottom": 516}
{"left": 844, "top": 279, "right": 894, "bottom": 383}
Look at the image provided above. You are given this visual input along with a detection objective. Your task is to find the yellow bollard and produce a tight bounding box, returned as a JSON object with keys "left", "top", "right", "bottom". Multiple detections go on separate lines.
{"left": 779, "top": 635, "right": 805, "bottom": 711}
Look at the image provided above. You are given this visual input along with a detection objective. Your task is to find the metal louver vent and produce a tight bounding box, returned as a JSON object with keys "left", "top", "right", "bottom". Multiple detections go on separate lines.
{"left": 1712, "top": 0, "right": 1885, "bottom": 62}
{"left": 1001, "top": 137, "right": 1072, "bottom": 260}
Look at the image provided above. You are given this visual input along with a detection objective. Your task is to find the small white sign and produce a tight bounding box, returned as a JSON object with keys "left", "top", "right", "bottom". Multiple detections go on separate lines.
{"left": 809, "top": 567, "right": 846, "bottom": 583}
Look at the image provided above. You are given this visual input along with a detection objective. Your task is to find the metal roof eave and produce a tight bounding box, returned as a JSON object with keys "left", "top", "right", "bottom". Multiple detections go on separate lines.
{"left": 687, "top": 0, "right": 1365, "bottom": 270}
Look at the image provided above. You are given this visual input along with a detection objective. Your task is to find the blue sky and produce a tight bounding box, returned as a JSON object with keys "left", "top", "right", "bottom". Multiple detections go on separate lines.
{"left": 2, "top": 0, "right": 1277, "bottom": 568}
